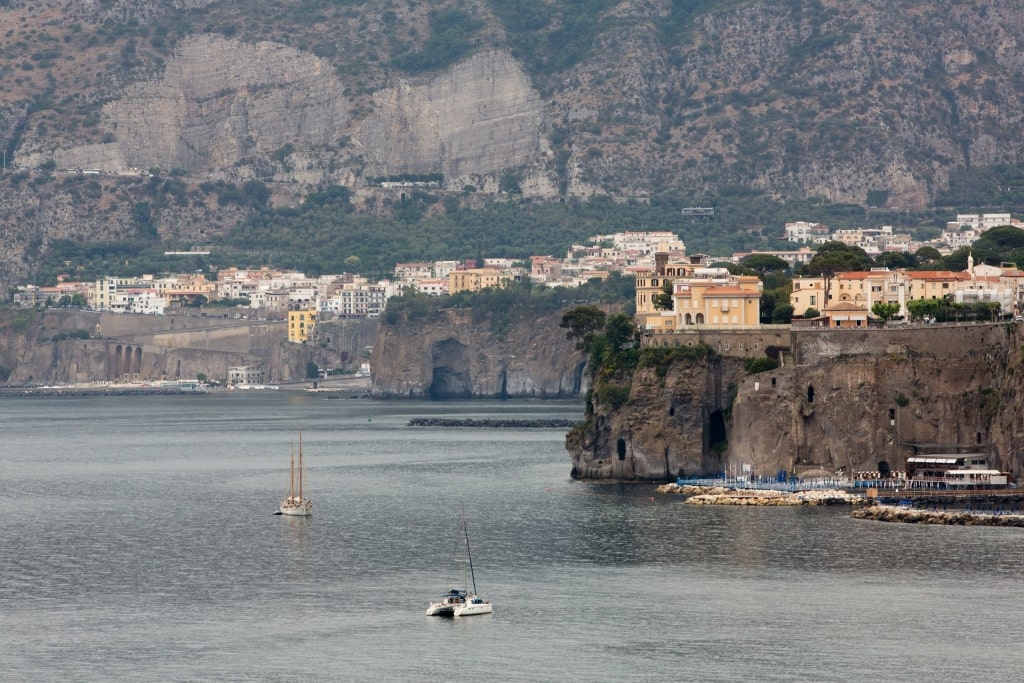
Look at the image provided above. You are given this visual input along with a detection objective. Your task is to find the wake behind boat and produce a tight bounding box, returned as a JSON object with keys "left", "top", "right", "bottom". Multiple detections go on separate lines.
{"left": 279, "top": 432, "right": 312, "bottom": 517}
{"left": 426, "top": 501, "right": 492, "bottom": 617}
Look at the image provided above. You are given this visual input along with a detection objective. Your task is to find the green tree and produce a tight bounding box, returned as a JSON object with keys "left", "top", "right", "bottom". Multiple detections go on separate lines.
{"left": 772, "top": 303, "right": 795, "bottom": 323}
{"left": 802, "top": 307, "right": 820, "bottom": 318}
{"left": 915, "top": 246, "right": 942, "bottom": 265}
{"left": 560, "top": 305, "right": 607, "bottom": 350}
{"left": 605, "top": 312, "right": 638, "bottom": 351}
{"left": 305, "top": 362, "right": 320, "bottom": 379}
{"left": 871, "top": 301, "right": 900, "bottom": 322}
{"left": 652, "top": 280, "right": 673, "bottom": 310}
{"left": 876, "top": 252, "right": 917, "bottom": 270}
{"left": 740, "top": 253, "right": 789, "bottom": 277}
{"left": 907, "top": 298, "right": 940, "bottom": 321}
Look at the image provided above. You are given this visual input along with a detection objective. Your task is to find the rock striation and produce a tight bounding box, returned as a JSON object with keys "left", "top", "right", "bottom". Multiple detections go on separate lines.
{"left": 371, "top": 307, "right": 587, "bottom": 399}
{"left": 356, "top": 51, "right": 547, "bottom": 186}
{"left": 568, "top": 322, "right": 1024, "bottom": 482}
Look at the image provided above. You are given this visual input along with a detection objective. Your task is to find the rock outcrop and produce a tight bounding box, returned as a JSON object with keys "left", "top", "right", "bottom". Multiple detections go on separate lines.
{"left": 356, "top": 51, "right": 548, "bottom": 187}
{"left": 0, "top": 309, "right": 376, "bottom": 386}
{"left": 370, "top": 307, "right": 587, "bottom": 399}
{"left": 568, "top": 322, "right": 1024, "bottom": 482}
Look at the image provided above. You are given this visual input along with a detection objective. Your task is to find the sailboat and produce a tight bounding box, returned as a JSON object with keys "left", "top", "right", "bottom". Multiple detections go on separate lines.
{"left": 278, "top": 432, "right": 313, "bottom": 516}
{"left": 426, "top": 501, "right": 492, "bottom": 617}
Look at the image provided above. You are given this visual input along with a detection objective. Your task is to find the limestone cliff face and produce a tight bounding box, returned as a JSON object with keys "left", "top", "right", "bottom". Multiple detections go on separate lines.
{"left": 567, "top": 352, "right": 742, "bottom": 481}
{"left": 371, "top": 308, "right": 587, "bottom": 399}
{"left": 16, "top": 40, "right": 544, "bottom": 192}
{"left": 20, "top": 35, "right": 353, "bottom": 177}
{"left": 355, "top": 51, "right": 548, "bottom": 188}
{"left": 568, "top": 324, "right": 1024, "bottom": 482}
{"left": 0, "top": 309, "right": 376, "bottom": 386}
{"left": 7, "top": 1, "right": 1024, "bottom": 212}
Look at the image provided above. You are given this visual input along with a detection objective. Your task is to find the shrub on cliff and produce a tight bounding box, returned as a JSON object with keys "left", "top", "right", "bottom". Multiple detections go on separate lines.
{"left": 638, "top": 343, "right": 716, "bottom": 378}
{"left": 743, "top": 357, "right": 779, "bottom": 374}
{"left": 594, "top": 383, "right": 631, "bottom": 409}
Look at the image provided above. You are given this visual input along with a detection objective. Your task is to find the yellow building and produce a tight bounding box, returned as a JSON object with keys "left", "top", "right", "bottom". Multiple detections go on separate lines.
{"left": 448, "top": 268, "right": 515, "bottom": 294}
{"left": 671, "top": 276, "right": 762, "bottom": 328}
{"left": 288, "top": 309, "right": 317, "bottom": 343}
{"left": 790, "top": 276, "right": 827, "bottom": 315}
{"left": 634, "top": 253, "right": 710, "bottom": 328}
{"left": 792, "top": 269, "right": 974, "bottom": 320}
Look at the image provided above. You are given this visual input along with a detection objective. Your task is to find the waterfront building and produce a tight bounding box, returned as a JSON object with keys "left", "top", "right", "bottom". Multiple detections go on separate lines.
{"left": 228, "top": 365, "right": 266, "bottom": 385}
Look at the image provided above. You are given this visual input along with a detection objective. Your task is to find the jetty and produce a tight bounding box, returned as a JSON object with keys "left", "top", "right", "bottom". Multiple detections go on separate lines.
{"left": 657, "top": 483, "right": 864, "bottom": 506}
{"left": 853, "top": 504, "right": 1024, "bottom": 526}
{"left": 407, "top": 417, "right": 579, "bottom": 428}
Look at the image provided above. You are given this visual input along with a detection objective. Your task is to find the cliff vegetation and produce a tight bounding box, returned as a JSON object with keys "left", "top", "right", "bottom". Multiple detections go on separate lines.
{"left": 567, "top": 319, "right": 1024, "bottom": 483}
{"left": 6, "top": 2, "right": 1024, "bottom": 289}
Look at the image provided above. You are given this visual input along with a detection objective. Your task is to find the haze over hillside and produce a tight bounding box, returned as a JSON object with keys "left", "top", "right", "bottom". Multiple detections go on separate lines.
{"left": 2, "top": 0, "right": 1024, "bottom": 289}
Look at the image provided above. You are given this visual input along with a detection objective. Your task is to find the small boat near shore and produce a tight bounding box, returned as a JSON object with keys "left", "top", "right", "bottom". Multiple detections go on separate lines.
{"left": 278, "top": 433, "right": 312, "bottom": 517}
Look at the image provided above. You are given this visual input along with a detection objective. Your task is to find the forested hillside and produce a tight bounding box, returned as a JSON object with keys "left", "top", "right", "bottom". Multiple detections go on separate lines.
{"left": 3, "top": 0, "right": 1024, "bottom": 288}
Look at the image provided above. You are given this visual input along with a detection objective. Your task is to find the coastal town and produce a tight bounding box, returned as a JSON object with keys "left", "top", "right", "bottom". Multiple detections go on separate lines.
{"left": 10, "top": 212, "right": 1024, "bottom": 345}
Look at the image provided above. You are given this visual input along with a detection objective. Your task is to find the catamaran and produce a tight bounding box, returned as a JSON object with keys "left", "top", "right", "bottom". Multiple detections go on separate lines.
{"left": 426, "top": 501, "right": 492, "bottom": 617}
{"left": 279, "top": 433, "right": 313, "bottom": 516}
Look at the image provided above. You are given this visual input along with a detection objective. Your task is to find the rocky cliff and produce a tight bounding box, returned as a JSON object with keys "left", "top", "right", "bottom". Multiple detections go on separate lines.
{"left": 0, "top": 308, "right": 377, "bottom": 386}
{"left": 568, "top": 323, "right": 1024, "bottom": 482}
{"left": 371, "top": 307, "right": 587, "bottom": 399}
{"left": 3, "top": 1, "right": 1024, "bottom": 246}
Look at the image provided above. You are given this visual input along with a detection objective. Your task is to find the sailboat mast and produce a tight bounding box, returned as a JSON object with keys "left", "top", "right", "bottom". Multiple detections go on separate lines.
{"left": 289, "top": 441, "right": 295, "bottom": 501}
{"left": 298, "top": 431, "right": 304, "bottom": 501}
{"left": 462, "top": 500, "right": 478, "bottom": 595}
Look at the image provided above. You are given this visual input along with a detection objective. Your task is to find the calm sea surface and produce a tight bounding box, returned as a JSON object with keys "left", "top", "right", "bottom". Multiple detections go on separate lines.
{"left": 1, "top": 392, "right": 1022, "bottom": 682}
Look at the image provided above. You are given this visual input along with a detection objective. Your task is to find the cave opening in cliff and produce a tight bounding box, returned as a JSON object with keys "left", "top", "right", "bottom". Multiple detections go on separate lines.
{"left": 617, "top": 438, "right": 626, "bottom": 461}
{"left": 708, "top": 409, "right": 727, "bottom": 452}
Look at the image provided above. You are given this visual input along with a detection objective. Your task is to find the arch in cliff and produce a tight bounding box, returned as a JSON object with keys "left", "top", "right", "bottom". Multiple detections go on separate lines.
{"left": 498, "top": 368, "right": 508, "bottom": 399}
{"left": 124, "top": 345, "right": 135, "bottom": 378}
{"left": 113, "top": 344, "right": 123, "bottom": 379}
{"left": 429, "top": 338, "right": 471, "bottom": 399}
{"left": 133, "top": 346, "right": 142, "bottom": 374}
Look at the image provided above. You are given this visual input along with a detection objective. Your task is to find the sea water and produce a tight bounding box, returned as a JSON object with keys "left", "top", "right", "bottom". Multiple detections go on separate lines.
{"left": 1, "top": 393, "right": 1022, "bottom": 682}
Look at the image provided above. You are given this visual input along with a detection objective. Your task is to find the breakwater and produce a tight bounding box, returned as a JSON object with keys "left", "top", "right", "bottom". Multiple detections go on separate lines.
{"left": 0, "top": 386, "right": 205, "bottom": 398}
{"left": 656, "top": 483, "right": 864, "bottom": 506}
{"left": 407, "top": 418, "right": 579, "bottom": 428}
{"left": 853, "top": 504, "right": 1024, "bottom": 526}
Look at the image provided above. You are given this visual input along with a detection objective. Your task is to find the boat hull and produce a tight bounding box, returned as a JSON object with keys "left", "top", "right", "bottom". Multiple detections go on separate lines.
{"left": 279, "top": 504, "right": 312, "bottom": 516}
{"left": 425, "top": 602, "right": 457, "bottom": 617}
{"left": 454, "top": 602, "right": 493, "bottom": 617}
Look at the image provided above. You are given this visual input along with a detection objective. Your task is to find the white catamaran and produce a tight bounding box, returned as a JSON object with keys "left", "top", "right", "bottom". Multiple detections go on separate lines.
{"left": 426, "top": 501, "right": 492, "bottom": 617}
{"left": 279, "top": 433, "right": 313, "bottom": 517}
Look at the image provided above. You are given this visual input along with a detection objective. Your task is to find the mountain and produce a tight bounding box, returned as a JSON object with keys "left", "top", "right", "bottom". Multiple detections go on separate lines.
{"left": 3, "top": 0, "right": 1024, "bottom": 289}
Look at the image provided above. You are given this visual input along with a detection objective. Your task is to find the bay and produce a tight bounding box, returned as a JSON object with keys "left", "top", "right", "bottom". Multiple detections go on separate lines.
{"left": 0, "top": 393, "right": 1021, "bottom": 682}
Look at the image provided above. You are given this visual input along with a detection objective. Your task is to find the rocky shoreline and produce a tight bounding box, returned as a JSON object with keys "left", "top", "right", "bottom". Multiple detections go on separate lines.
{"left": 407, "top": 417, "right": 579, "bottom": 428}
{"left": 656, "top": 483, "right": 865, "bottom": 506}
{"left": 852, "top": 504, "right": 1024, "bottom": 526}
